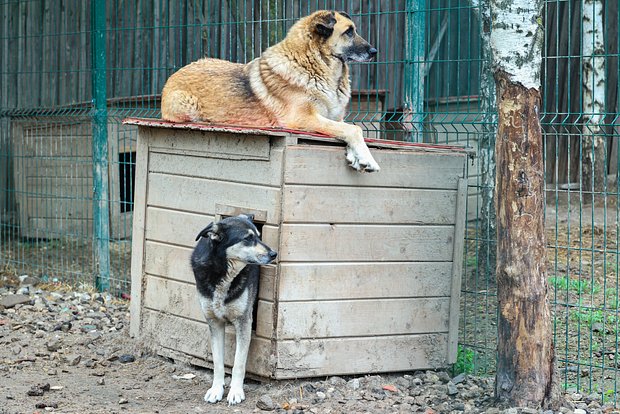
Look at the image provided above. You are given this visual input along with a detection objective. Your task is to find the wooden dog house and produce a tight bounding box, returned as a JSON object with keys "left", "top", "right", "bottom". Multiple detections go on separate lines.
{"left": 127, "top": 118, "right": 469, "bottom": 379}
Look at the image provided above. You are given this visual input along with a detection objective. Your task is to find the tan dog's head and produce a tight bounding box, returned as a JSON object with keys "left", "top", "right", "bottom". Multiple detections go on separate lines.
{"left": 306, "top": 10, "right": 377, "bottom": 63}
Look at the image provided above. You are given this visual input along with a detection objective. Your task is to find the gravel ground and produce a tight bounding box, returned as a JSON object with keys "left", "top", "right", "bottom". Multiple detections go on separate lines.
{"left": 0, "top": 277, "right": 617, "bottom": 414}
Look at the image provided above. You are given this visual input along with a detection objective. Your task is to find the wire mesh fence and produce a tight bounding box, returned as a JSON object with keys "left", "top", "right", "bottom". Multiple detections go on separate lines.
{"left": 1, "top": 0, "right": 619, "bottom": 404}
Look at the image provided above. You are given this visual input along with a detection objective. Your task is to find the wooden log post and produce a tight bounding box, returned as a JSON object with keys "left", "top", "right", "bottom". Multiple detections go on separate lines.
{"left": 494, "top": 72, "right": 559, "bottom": 408}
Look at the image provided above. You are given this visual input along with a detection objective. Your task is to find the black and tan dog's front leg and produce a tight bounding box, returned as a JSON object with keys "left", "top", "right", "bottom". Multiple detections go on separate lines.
{"left": 227, "top": 315, "right": 253, "bottom": 405}
{"left": 294, "top": 114, "right": 380, "bottom": 172}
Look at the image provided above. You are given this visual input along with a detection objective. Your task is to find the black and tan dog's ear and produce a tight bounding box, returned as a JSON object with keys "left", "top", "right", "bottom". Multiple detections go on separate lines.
{"left": 239, "top": 213, "right": 255, "bottom": 222}
{"left": 315, "top": 11, "right": 336, "bottom": 38}
{"left": 195, "top": 222, "right": 221, "bottom": 242}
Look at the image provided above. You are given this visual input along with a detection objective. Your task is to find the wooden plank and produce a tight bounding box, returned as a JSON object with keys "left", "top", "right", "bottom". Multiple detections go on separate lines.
{"left": 283, "top": 145, "right": 465, "bottom": 189}
{"left": 279, "top": 224, "right": 454, "bottom": 262}
{"left": 23, "top": 196, "right": 92, "bottom": 219}
{"left": 282, "top": 186, "right": 457, "bottom": 224}
{"left": 140, "top": 308, "right": 275, "bottom": 378}
{"left": 142, "top": 275, "right": 274, "bottom": 339}
{"left": 145, "top": 207, "right": 279, "bottom": 249}
{"left": 274, "top": 333, "right": 449, "bottom": 378}
{"left": 24, "top": 217, "right": 93, "bottom": 239}
{"left": 447, "top": 178, "right": 467, "bottom": 364}
{"left": 278, "top": 262, "right": 452, "bottom": 301}
{"left": 148, "top": 149, "right": 284, "bottom": 187}
{"left": 142, "top": 240, "right": 276, "bottom": 302}
{"left": 147, "top": 173, "right": 282, "bottom": 224}
{"left": 129, "top": 131, "right": 150, "bottom": 337}
{"left": 276, "top": 298, "right": 449, "bottom": 339}
{"left": 146, "top": 127, "right": 275, "bottom": 160}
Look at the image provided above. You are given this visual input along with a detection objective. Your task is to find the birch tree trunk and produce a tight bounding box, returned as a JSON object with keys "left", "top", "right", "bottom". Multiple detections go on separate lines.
{"left": 490, "top": 0, "right": 561, "bottom": 408}
{"left": 582, "top": 0, "right": 606, "bottom": 194}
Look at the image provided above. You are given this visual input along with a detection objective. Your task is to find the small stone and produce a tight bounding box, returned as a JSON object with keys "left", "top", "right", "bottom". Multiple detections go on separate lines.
{"left": 521, "top": 408, "right": 538, "bottom": 414}
{"left": 16, "top": 286, "right": 30, "bottom": 295}
{"left": 118, "top": 354, "right": 135, "bottom": 363}
{"left": 118, "top": 398, "right": 128, "bottom": 404}
{"left": 447, "top": 381, "right": 458, "bottom": 396}
{"left": 46, "top": 339, "right": 62, "bottom": 352}
{"left": 256, "top": 395, "right": 275, "bottom": 411}
{"left": 592, "top": 322, "right": 605, "bottom": 332}
{"left": 451, "top": 373, "right": 466, "bottom": 385}
{"left": 316, "top": 391, "right": 326, "bottom": 400}
{"left": 97, "top": 377, "right": 105, "bottom": 386}
{"left": 436, "top": 371, "right": 451, "bottom": 383}
{"left": 80, "top": 324, "right": 97, "bottom": 333}
{"left": 574, "top": 409, "right": 587, "bottom": 414}
{"left": 19, "top": 275, "right": 40, "bottom": 286}
{"left": 451, "top": 402, "right": 465, "bottom": 411}
{"left": 26, "top": 383, "right": 50, "bottom": 397}
{"left": 35, "top": 402, "right": 58, "bottom": 409}
{"left": 67, "top": 354, "right": 81, "bottom": 366}
{"left": 424, "top": 372, "right": 440, "bottom": 384}
{"left": 53, "top": 321, "right": 72, "bottom": 332}
{"left": 11, "top": 345, "right": 21, "bottom": 355}
{"left": 347, "top": 378, "right": 360, "bottom": 390}
{"left": 0, "top": 294, "right": 31, "bottom": 308}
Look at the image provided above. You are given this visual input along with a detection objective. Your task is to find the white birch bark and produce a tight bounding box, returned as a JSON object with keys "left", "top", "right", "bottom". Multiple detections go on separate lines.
{"left": 582, "top": 0, "right": 606, "bottom": 192}
{"left": 489, "top": 0, "right": 544, "bottom": 90}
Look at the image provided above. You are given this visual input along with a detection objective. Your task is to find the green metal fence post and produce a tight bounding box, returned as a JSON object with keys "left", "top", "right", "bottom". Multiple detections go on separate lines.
{"left": 405, "top": 0, "right": 426, "bottom": 142}
{"left": 91, "top": 0, "right": 110, "bottom": 292}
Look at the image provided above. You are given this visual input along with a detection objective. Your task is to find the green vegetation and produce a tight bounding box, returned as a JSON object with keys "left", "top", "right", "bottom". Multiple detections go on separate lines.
{"left": 453, "top": 345, "right": 475, "bottom": 375}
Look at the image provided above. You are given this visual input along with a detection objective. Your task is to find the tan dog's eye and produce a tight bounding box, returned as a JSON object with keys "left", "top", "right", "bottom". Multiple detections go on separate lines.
{"left": 344, "top": 27, "right": 354, "bottom": 38}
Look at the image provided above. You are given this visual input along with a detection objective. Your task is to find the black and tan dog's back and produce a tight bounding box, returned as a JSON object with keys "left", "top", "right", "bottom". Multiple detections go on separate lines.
{"left": 191, "top": 214, "right": 277, "bottom": 405}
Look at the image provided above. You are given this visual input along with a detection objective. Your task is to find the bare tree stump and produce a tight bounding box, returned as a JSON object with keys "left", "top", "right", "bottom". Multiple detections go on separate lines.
{"left": 494, "top": 71, "right": 560, "bottom": 409}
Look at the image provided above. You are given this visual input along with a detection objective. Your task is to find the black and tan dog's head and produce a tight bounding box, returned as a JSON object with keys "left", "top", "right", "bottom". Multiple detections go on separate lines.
{"left": 309, "top": 10, "right": 377, "bottom": 63}
{"left": 195, "top": 214, "right": 277, "bottom": 265}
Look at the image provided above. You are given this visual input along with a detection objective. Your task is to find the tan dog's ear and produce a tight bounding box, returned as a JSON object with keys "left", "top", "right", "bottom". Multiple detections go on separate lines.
{"left": 337, "top": 11, "right": 352, "bottom": 20}
{"left": 314, "top": 11, "right": 337, "bottom": 38}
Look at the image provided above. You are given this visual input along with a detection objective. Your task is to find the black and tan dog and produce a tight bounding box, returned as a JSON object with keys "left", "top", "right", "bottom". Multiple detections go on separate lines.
{"left": 161, "top": 10, "right": 380, "bottom": 172}
{"left": 191, "top": 214, "right": 277, "bottom": 405}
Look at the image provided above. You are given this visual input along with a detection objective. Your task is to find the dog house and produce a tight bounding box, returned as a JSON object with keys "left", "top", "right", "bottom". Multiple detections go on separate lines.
{"left": 127, "top": 118, "right": 470, "bottom": 379}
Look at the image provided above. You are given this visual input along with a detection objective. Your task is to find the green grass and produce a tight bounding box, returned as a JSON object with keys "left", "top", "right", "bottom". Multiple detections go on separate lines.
{"left": 549, "top": 275, "right": 601, "bottom": 295}
{"left": 453, "top": 345, "right": 475, "bottom": 375}
{"left": 569, "top": 307, "right": 618, "bottom": 334}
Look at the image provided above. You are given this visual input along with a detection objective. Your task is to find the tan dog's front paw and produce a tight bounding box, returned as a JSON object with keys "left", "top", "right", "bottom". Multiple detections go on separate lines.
{"left": 346, "top": 146, "right": 380, "bottom": 172}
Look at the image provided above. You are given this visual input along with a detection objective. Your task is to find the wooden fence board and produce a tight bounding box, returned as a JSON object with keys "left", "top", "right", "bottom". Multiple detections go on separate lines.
{"left": 279, "top": 224, "right": 454, "bottom": 262}
{"left": 276, "top": 297, "right": 450, "bottom": 339}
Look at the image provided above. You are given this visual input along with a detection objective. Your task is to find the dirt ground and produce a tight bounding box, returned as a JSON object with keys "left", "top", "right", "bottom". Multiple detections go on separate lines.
{"left": 1, "top": 279, "right": 609, "bottom": 414}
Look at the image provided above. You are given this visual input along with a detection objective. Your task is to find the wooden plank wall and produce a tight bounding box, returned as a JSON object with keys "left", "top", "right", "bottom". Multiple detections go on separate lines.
{"left": 130, "top": 128, "right": 284, "bottom": 377}
{"left": 273, "top": 145, "right": 466, "bottom": 377}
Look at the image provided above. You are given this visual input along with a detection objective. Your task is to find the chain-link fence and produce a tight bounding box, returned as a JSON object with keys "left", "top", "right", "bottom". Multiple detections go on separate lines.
{"left": 1, "top": 0, "right": 619, "bottom": 404}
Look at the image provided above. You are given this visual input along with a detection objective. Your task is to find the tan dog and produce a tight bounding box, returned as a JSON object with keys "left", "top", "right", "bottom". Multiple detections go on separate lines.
{"left": 161, "top": 10, "right": 380, "bottom": 172}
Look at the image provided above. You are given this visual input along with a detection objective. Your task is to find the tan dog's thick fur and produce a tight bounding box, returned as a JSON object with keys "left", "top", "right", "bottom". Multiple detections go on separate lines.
{"left": 161, "top": 10, "right": 380, "bottom": 172}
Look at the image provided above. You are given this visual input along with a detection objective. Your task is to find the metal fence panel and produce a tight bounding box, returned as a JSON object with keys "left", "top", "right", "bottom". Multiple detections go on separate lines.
{"left": 1, "top": 0, "right": 620, "bottom": 404}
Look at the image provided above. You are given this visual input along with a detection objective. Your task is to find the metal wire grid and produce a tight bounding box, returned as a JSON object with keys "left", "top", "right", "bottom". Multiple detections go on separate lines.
{"left": 0, "top": 0, "right": 619, "bottom": 403}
